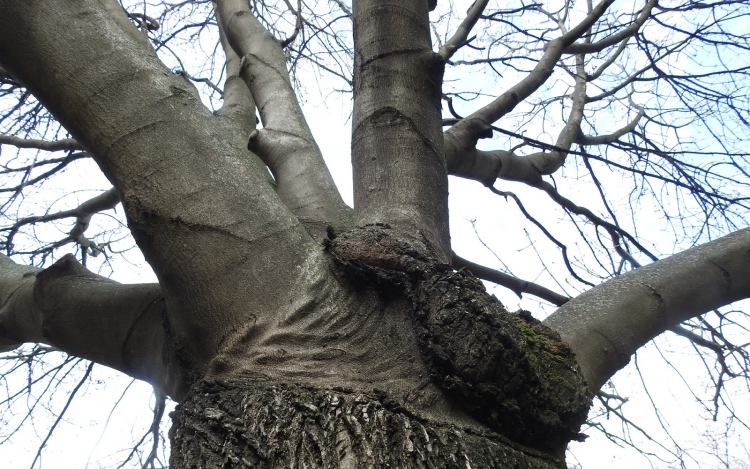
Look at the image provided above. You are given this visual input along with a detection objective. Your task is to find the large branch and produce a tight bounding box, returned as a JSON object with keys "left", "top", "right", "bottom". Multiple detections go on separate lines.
{"left": 0, "top": 254, "right": 186, "bottom": 399}
{"left": 544, "top": 228, "right": 750, "bottom": 392}
{"left": 351, "top": 0, "right": 450, "bottom": 260}
{"left": 0, "top": 0, "right": 318, "bottom": 375}
{"left": 214, "top": 5, "right": 256, "bottom": 133}
{"left": 444, "top": 0, "right": 616, "bottom": 151}
{"left": 214, "top": 0, "right": 352, "bottom": 235}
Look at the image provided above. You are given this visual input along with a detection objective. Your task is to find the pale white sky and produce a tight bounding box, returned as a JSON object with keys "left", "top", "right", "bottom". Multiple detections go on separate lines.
{"left": 2, "top": 1, "right": 749, "bottom": 467}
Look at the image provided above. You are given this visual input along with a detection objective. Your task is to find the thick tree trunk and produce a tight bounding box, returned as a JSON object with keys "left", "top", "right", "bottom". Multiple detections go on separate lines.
{"left": 169, "top": 380, "right": 567, "bottom": 469}
{"left": 167, "top": 226, "right": 592, "bottom": 467}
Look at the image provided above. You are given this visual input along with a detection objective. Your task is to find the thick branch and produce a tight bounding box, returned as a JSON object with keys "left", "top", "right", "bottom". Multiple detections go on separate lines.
{"left": 214, "top": 0, "right": 352, "bottom": 234}
{"left": 444, "top": 0, "right": 615, "bottom": 148}
{"left": 0, "top": 254, "right": 185, "bottom": 399}
{"left": 352, "top": 0, "right": 450, "bottom": 260}
{"left": 545, "top": 228, "right": 750, "bottom": 392}
{"left": 0, "top": 0, "right": 318, "bottom": 374}
{"left": 214, "top": 1, "right": 256, "bottom": 132}
{"left": 447, "top": 55, "right": 587, "bottom": 185}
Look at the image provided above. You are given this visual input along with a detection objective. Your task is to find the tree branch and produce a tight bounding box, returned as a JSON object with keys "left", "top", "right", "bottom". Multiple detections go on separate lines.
{"left": 0, "top": 134, "right": 82, "bottom": 152}
{"left": 562, "top": 0, "right": 657, "bottom": 55}
{"left": 0, "top": 0, "right": 320, "bottom": 375}
{"left": 214, "top": 0, "right": 352, "bottom": 236}
{"left": 4, "top": 187, "right": 120, "bottom": 256}
{"left": 579, "top": 102, "right": 644, "bottom": 145}
{"left": 351, "top": 0, "right": 450, "bottom": 260}
{"left": 545, "top": 228, "right": 750, "bottom": 392}
{"left": 452, "top": 252, "right": 570, "bottom": 306}
{"left": 213, "top": 0, "right": 256, "bottom": 132}
{"left": 0, "top": 254, "right": 185, "bottom": 399}
{"left": 439, "top": 0, "right": 490, "bottom": 61}
{"left": 444, "top": 0, "right": 616, "bottom": 147}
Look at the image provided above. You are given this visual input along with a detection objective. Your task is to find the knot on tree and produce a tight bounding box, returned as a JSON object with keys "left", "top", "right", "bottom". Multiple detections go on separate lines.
{"left": 328, "top": 225, "right": 592, "bottom": 453}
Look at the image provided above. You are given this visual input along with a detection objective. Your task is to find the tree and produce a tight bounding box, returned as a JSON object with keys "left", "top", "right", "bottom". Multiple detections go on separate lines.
{"left": 1, "top": 0, "right": 749, "bottom": 467}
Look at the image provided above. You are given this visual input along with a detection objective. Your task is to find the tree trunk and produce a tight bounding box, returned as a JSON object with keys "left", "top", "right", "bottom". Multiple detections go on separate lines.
{"left": 164, "top": 226, "right": 592, "bottom": 468}
{"left": 169, "top": 380, "right": 567, "bottom": 469}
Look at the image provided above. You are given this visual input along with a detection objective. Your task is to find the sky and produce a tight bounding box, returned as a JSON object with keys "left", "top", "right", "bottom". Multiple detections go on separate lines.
{"left": 2, "top": 1, "right": 750, "bottom": 467}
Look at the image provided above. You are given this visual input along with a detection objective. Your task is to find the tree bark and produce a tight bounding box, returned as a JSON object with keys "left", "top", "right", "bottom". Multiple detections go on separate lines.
{"left": 0, "top": 254, "right": 185, "bottom": 397}
{"left": 0, "top": 0, "right": 318, "bottom": 379}
{"left": 351, "top": 0, "right": 450, "bottom": 261}
{"left": 5, "top": 1, "right": 749, "bottom": 467}
{"left": 169, "top": 380, "right": 568, "bottom": 469}
{"left": 545, "top": 227, "right": 750, "bottom": 391}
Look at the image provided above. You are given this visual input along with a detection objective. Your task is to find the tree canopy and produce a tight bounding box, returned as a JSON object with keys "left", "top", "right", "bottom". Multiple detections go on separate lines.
{"left": 1, "top": 0, "right": 749, "bottom": 467}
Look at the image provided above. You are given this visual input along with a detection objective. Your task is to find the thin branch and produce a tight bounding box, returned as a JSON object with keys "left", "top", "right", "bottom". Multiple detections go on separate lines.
{"left": 29, "top": 361, "right": 93, "bottom": 469}
{"left": 0, "top": 134, "right": 82, "bottom": 152}
{"left": 489, "top": 186, "right": 595, "bottom": 286}
{"left": 562, "top": 0, "right": 657, "bottom": 54}
{"left": 439, "top": 0, "right": 490, "bottom": 61}
{"left": 453, "top": 252, "right": 570, "bottom": 306}
{"left": 4, "top": 188, "right": 120, "bottom": 256}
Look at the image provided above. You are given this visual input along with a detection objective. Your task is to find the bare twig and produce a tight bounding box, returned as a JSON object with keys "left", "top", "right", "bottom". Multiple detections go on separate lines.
{"left": 0, "top": 134, "right": 81, "bottom": 152}
{"left": 453, "top": 252, "right": 570, "bottom": 305}
{"left": 439, "top": 0, "right": 490, "bottom": 61}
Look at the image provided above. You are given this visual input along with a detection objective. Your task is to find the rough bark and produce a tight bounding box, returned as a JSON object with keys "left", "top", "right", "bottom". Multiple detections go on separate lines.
{"left": 4, "top": 0, "right": 748, "bottom": 467}
{"left": 170, "top": 380, "right": 568, "bottom": 469}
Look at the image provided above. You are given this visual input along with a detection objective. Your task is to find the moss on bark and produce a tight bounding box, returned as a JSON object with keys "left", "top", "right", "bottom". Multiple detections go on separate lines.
{"left": 328, "top": 225, "right": 592, "bottom": 454}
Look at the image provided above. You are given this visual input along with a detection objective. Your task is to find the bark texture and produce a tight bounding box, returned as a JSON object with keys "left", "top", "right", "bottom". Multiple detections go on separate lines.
{"left": 170, "top": 380, "right": 568, "bottom": 469}
{"left": 352, "top": 0, "right": 450, "bottom": 261}
{"left": 328, "top": 226, "right": 591, "bottom": 454}
{"left": 545, "top": 227, "right": 750, "bottom": 391}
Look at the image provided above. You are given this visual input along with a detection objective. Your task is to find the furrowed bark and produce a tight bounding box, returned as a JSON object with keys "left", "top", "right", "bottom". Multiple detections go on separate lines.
{"left": 352, "top": 0, "right": 450, "bottom": 261}
{"left": 214, "top": 0, "right": 352, "bottom": 236}
{"left": 545, "top": 228, "right": 750, "bottom": 392}
{"left": 0, "top": 0, "right": 317, "bottom": 376}
{"left": 0, "top": 254, "right": 185, "bottom": 398}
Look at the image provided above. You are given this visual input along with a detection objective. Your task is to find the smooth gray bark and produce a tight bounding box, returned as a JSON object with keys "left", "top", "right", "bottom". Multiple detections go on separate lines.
{"left": 0, "top": 254, "right": 184, "bottom": 397}
{"left": 352, "top": 0, "right": 450, "bottom": 261}
{"left": 545, "top": 228, "right": 750, "bottom": 391}
{"left": 1, "top": 0, "right": 750, "bottom": 467}
{"left": 215, "top": 0, "right": 352, "bottom": 235}
{"left": 0, "top": 0, "right": 318, "bottom": 379}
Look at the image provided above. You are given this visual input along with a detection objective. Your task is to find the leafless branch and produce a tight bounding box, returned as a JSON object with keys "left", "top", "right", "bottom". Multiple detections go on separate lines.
{"left": 439, "top": 0, "right": 490, "bottom": 61}
{"left": 453, "top": 252, "right": 570, "bottom": 306}
{"left": 0, "top": 134, "right": 81, "bottom": 152}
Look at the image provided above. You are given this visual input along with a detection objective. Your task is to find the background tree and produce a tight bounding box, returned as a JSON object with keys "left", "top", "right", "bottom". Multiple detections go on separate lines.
{"left": 1, "top": 0, "right": 749, "bottom": 467}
